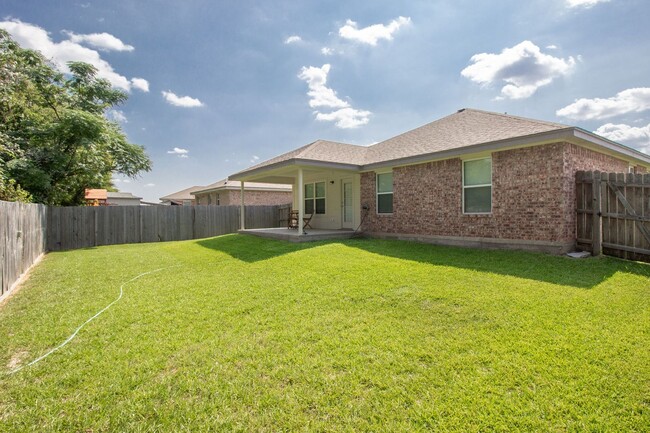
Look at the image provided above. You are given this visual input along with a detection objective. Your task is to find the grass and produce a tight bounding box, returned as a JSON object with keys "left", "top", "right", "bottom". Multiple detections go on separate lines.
{"left": 1, "top": 234, "right": 649, "bottom": 432}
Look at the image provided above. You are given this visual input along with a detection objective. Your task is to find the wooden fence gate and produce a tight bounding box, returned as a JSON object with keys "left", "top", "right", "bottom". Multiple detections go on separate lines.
{"left": 576, "top": 171, "right": 650, "bottom": 262}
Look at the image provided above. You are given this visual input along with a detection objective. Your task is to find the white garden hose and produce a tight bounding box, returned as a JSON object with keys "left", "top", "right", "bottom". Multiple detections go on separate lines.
{"left": 7, "top": 265, "right": 178, "bottom": 375}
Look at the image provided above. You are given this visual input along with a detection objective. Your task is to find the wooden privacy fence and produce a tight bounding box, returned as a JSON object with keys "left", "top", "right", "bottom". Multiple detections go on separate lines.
{"left": 1, "top": 202, "right": 286, "bottom": 295}
{"left": 576, "top": 171, "right": 650, "bottom": 262}
{"left": 1, "top": 201, "right": 47, "bottom": 297}
{"left": 47, "top": 204, "right": 284, "bottom": 251}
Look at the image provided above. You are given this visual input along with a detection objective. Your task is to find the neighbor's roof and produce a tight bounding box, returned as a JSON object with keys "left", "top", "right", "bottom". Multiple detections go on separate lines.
{"left": 191, "top": 179, "right": 291, "bottom": 195}
{"left": 85, "top": 189, "right": 107, "bottom": 200}
{"left": 159, "top": 185, "right": 203, "bottom": 201}
{"left": 107, "top": 191, "right": 142, "bottom": 200}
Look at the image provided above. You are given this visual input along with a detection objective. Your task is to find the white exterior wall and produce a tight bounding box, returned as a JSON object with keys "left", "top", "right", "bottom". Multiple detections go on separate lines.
{"left": 293, "top": 171, "right": 360, "bottom": 230}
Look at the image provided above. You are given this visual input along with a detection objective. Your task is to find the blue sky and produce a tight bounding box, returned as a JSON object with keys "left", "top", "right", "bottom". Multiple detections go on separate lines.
{"left": 2, "top": 0, "right": 649, "bottom": 202}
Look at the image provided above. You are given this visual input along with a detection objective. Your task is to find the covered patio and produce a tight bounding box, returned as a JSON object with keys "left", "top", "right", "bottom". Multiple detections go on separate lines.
{"left": 229, "top": 140, "right": 366, "bottom": 236}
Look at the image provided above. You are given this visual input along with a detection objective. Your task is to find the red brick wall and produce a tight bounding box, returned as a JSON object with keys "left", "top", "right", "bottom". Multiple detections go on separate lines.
{"left": 560, "top": 143, "right": 631, "bottom": 241}
{"left": 223, "top": 190, "right": 292, "bottom": 206}
{"left": 361, "top": 142, "right": 633, "bottom": 244}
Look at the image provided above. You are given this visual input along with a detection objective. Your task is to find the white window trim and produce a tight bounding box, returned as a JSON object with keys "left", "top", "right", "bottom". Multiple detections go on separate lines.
{"left": 304, "top": 180, "right": 326, "bottom": 214}
{"left": 376, "top": 171, "right": 394, "bottom": 215}
{"left": 462, "top": 157, "right": 493, "bottom": 215}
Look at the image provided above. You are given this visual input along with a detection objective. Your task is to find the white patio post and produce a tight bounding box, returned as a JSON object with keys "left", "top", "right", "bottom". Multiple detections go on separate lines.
{"left": 240, "top": 181, "right": 245, "bottom": 230}
{"left": 298, "top": 168, "right": 304, "bottom": 235}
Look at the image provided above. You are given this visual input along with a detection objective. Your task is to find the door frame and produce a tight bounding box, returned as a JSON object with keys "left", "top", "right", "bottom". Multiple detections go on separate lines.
{"left": 341, "top": 178, "right": 354, "bottom": 229}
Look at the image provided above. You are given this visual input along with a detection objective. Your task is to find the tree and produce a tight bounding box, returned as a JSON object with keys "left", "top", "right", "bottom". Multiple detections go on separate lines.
{"left": 0, "top": 30, "right": 152, "bottom": 205}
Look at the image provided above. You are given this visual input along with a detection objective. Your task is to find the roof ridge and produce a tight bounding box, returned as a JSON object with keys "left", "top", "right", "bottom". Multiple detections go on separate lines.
{"left": 461, "top": 108, "right": 568, "bottom": 128}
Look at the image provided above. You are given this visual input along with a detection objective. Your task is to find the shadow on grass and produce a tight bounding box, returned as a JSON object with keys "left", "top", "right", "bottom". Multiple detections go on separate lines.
{"left": 196, "top": 233, "right": 318, "bottom": 262}
{"left": 196, "top": 234, "right": 650, "bottom": 289}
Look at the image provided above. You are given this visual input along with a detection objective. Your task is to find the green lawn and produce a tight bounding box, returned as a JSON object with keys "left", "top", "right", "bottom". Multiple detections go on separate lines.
{"left": 1, "top": 234, "right": 649, "bottom": 432}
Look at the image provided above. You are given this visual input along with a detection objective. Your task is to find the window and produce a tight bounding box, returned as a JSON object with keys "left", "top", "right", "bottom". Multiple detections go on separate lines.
{"left": 376, "top": 172, "right": 393, "bottom": 214}
{"left": 216, "top": 193, "right": 220, "bottom": 205}
{"left": 207, "top": 194, "right": 212, "bottom": 205}
{"left": 304, "top": 181, "right": 326, "bottom": 214}
{"left": 463, "top": 157, "right": 492, "bottom": 213}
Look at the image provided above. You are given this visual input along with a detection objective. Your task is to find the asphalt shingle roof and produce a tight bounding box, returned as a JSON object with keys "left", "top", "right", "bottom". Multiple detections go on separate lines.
{"left": 231, "top": 109, "right": 572, "bottom": 178}
{"left": 364, "top": 108, "right": 569, "bottom": 165}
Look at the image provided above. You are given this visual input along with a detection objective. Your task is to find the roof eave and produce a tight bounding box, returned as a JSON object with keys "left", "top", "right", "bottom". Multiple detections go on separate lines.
{"left": 230, "top": 158, "right": 362, "bottom": 181}
{"left": 572, "top": 127, "right": 650, "bottom": 165}
{"left": 191, "top": 185, "right": 291, "bottom": 195}
{"left": 362, "top": 127, "right": 650, "bottom": 170}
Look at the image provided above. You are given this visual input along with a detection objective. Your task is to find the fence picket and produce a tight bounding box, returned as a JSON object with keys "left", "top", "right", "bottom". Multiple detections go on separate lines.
{"left": 576, "top": 170, "right": 650, "bottom": 262}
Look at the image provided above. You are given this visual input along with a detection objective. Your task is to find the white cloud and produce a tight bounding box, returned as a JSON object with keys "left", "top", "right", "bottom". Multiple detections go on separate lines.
{"left": 250, "top": 155, "right": 260, "bottom": 163}
{"left": 339, "top": 16, "right": 411, "bottom": 46}
{"left": 131, "top": 78, "right": 149, "bottom": 92}
{"left": 315, "top": 108, "right": 371, "bottom": 129}
{"left": 546, "top": 44, "right": 558, "bottom": 50}
{"left": 63, "top": 31, "right": 134, "bottom": 51}
{"left": 297, "top": 64, "right": 371, "bottom": 129}
{"left": 284, "top": 35, "right": 302, "bottom": 44}
{"left": 162, "top": 91, "right": 204, "bottom": 108}
{"left": 594, "top": 123, "right": 650, "bottom": 153}
{"left": 321, "top": 47, "right": 334, "bottom": 55}
{"left": 167, "top": 147, "right": 189, "bottom": 158}
{"left": 106, "top": 109, "right": 127, "bottom": 123}
{"left": 297, "top": 64, "right": 349, "bottom": 108}
{"left": 0, "top": 19, "right": 146, "bottom": 92}
{"left": 461, "top": 40, "right": 576, "bottom": 99}
{"left": 556, "top": 88, "right": 650, "bottom": 120}
{"left": 566, "top": 0, "right": 610, "bottom": 8}
{"left": 144, "top": 183, "right": 156, "bottom": 187}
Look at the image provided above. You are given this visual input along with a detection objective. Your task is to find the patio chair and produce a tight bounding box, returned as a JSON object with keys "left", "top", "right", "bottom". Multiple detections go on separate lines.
{"left": 303, "top": 213, "right": 314, "bottom": 230}
{"left": 288, "top": 210, "right": 299, "bottom": 229}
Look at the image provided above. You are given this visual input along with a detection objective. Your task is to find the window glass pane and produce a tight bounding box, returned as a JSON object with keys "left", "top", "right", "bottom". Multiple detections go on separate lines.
{"left": 464, "top": 186, "right": 491, "bottom": 213}
{"left": 377, "top": 193, "right": 393, "bottom": 214}
{"left": 377, "top": 173, "right": 393, "bottom": 193}
{"left": 305, "top": 183, "right": 314, "bottom": 199}
{"left": 315, "top": 198, "right": 325, "bottom": 214}
{"left": 315, "top": 182, "right": 326, "bottom": 198}
{"left": 464, "top": 159, "right": 492, "bottom": 186}
{"left": 305, "top": 199, "right": 314, "bottom": 214}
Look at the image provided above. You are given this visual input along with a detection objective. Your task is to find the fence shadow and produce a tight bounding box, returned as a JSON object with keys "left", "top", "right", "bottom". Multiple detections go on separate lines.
{"left": 196, "top": 235, "right": 650, "bottom": 289}
{"left": 346, "top": 238, "right": 650, "bottom": 289}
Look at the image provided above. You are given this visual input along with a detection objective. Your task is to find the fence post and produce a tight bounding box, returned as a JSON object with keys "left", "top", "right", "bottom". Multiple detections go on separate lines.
{"left": 592, "top": 171, "right": 602, "bottom": 256}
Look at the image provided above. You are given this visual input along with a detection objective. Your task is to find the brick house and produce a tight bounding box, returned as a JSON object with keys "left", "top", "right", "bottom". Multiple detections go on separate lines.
{"left": 192, "top": 179, "right": 292, "bottom": 206}
{"left": 229, "top": 109, "right": 650, "bottom": 253}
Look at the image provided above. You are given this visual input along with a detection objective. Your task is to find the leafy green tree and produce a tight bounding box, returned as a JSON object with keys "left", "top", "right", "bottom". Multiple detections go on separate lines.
{"left": 0, "top": 30, "right": 152, "bottom": 205}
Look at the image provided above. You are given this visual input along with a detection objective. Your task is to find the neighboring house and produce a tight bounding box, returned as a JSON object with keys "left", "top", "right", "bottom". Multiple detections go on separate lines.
{"left": 106, "top": 191, "right": 142, "bottom": 206}
{"left": 229, "top": 108, "right": 650, "bottom": 253}
{"left": 192, "top": 179, "right": 292, "bottom": 206}
{"left": 85, "top": 189, "right": 107, "bottom": 206}
{"left": 85, "top": 189, "right": 143, "bottom": 206}
{"left": 159, "top": 186, "right": 204, "bottom": 205}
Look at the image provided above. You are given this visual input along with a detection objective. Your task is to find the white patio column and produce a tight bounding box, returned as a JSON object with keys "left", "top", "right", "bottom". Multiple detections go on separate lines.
{"left": 240, "top": 181, "right": 245, "bottom": 230}
{"left": 298, "top": 168, "right": 304, "bottom": 235}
